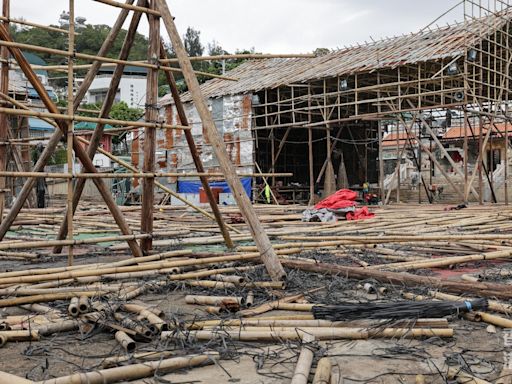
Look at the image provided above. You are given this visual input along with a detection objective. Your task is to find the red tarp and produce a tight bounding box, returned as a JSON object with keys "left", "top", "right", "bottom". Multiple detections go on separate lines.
{"left": 315, "top": 189, "right": 375, "bottom": 221}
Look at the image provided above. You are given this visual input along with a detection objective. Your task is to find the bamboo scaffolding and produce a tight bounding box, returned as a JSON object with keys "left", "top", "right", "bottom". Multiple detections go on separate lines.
{"left": 158, "top": 40, "right": 234, "bottom": 247}
{"left": 0, "top": 5, "right": 510, "bottom": 383}
{"left": 156, "top": 0, "right": 285, "bottom": 282}
{"left": 56, "top": 4, "right": 145, "bottom": 255}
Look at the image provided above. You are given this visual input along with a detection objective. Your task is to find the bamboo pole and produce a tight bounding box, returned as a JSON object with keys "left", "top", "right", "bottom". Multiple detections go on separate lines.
{"left": 0, "top": 371, "right": 33, "bottom": 384}
{"left": 2, "top": 39, "right": 236, "bottom": 81}
{"left": 211, "top": 274, "right": 245, "bottom": 284}
{"left": 163, "top": 328, "right": 453, "bottom": 341}
{"left": 280, "top": 234, "right": 512, "bottom": 242}
{"left": 246, "top": 290, "right": 254, "bottom": 307}
{"left": 101, "top": 350, "right": 175, "bottom": 368}
{"left": 0, "top": 330, "right": 39, "bottom": 341}
{"left": 157, "top": 0, "right": 285, "bottom": 281}
{"left": 37, "top": 320, "right": 79, "bottom": 337}
{"left": 0, "top": 291, "right": 105, "bottom": 307}
{"left": 0, "top": 171, "right": 290, "bottom": 179}
{"left": 0, "top": 0, "right": 9, "bottom": 223}
{"left": 0, "top": 15, "right": 71, "bottom": 34}
{"left": 66, "top": 0, "right": 75, "bottom": 265}
{"left": 186, "top": 318, "right": 448, "bottom": 330}
{"left": 93, "top": 0, "right": 160, "bottom": 15}
{"left": 0, "top": 233, "right": 150, "bottom": 251}
{"left": 185, "top": 295, "right": 244, "bottom": 306}
{"left": 115, "top": 330, "right": 136, "bottom": 353}
{"left": 68, "top": 297, "right": 79, "bottom": 317}
{"left": 160, "top": 53, "right": 316, "bottom": 63}
{"left": 0, "top": 106, "right": 186, "bottom": 131}
{"left": 469, "top": 311, "right": 512, "bottom": 328}
{"left": 31, "top": 353, "right": 219, "bottom": 384}
{"left": 313, "top": 358, "right": 332, "bottom": 384}
{"left": 372, "top": 248, "right": 512, "bottom": 271}
{"left": 291, "top": 333, "right": 316, "bottom": 384}
{"left": 281, "top": 259, "right": 512, "bottom": 299}
{"left": 141, "top": 2, "right": 159, "bottom": 252}
{"left": 78, "top": 296, "right": 90, "bottom": 313}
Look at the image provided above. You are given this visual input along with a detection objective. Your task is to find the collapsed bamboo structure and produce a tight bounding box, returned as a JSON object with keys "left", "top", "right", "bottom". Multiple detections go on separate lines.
{"left": 0, "top": 1, "right": 510, "bottom": 383}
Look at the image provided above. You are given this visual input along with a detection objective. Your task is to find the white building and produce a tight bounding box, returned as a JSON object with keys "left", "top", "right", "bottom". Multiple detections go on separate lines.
{"left": 78, "top": 66, "right": 147, "bottom": 109}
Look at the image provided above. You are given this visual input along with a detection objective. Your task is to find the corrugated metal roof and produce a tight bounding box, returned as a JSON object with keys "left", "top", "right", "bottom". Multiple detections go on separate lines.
{"left": 29, "top": 117, "right": 54, "bottom": 132}
{"left": 161, "top": 12, "right": 507, "bottom": 105}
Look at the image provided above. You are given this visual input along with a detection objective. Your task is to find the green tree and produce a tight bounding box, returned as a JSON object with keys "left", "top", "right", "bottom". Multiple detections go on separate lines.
{"left": 314, "top": 48, "right": 331, "bottom": 56}
{"left": 205, "top": 40, "right": 228, "bottom": 75}
{"left": 10, "top": 23, "right": 150, "bottom": 67}
{"left": 183, "top": 27, "right": 203, "bottom": 57}
{"left": 109, "top": 101, "right": 143, "bottom": 124}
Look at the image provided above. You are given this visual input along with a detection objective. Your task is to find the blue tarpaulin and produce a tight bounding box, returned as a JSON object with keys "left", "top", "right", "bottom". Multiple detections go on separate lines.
{"left": 29, "top": 118, "right": 54, "bottom": 132}
{"left": 27, "top": 88, "right": 57, "bottom": 101}
{"left": 178, "top": 178, "right": 252, "bottom": 198}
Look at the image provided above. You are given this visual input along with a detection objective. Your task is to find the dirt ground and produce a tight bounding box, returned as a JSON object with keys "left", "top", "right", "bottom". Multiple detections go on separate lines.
{"left": 0, "top": 287, "right": 508, "bottom": 383}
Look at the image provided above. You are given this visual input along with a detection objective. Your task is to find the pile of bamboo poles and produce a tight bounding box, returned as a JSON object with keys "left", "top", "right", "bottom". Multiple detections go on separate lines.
{"left": 0, "top": 203, "right": 511, "bottom": 383}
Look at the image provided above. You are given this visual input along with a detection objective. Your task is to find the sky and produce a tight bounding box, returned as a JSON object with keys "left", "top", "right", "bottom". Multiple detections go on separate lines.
{"left": 11, "top": 0, "right": 462, "bottom": 53}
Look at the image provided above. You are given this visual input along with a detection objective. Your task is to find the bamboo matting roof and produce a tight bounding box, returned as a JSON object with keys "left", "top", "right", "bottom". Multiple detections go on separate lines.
{"left": 161, "top": 11, "right": 508, "bottom": 105}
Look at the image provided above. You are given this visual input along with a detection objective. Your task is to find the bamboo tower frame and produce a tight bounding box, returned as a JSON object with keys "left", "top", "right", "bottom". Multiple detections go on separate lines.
{"left": 231, "top": 0, "right": 512, "bottom": 206}
{"left": 0, "top": 0, "right": 287, "bottom": 281}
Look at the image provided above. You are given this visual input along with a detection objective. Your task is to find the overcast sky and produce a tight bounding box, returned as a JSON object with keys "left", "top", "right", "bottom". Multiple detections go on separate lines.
{"left": 12, "top": 0, "right": 462, "bottom": 53}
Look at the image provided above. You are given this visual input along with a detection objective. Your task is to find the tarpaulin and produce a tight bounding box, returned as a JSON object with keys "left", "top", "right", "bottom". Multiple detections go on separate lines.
{"left": 305, "top": 189, "right": 375, "bottom": 221}
{"left": 315, "top": 189, "right": 358, "bottom": 210}
{"left": 178, "top": 178, "right": 252, "bottom": 198}
{"left": 346, "top": 206, "right": 374, "bottom": 221}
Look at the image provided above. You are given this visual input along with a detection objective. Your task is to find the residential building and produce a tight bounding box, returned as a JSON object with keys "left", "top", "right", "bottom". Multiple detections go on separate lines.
{"left": 78, "top": 66, "right": 147, "bottom": 109}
